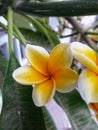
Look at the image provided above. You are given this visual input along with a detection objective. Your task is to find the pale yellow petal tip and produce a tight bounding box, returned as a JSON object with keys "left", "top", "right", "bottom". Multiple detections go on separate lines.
{"left": 32, "top": 79, "right": 56, "bottom": 107}
{"left": 12, "top": 68, "right": 22, "bottom": 84}
{"left": 57, "top": 42, "right": 70, "bottom": 48}
{"left": 26, "top": 44, "right": 49, "bottom": 54}
{"left": 12, "top": 66, "right": 33, "bottom": 85}
{"left": 25, "top": 44, "right": 36, "bottom": 53}
{"left": 12, "top": 68, "right": 28, "bottom": 85}
{"left": 26, "top": 44, "right": 34, "bottom": 51}
{"left": 32, "top": 90, "right": 54, "bottom": 107}
{"left": 54, "top": 68, "right": 78, "bottom": 93}
{"left": 33, "top": 96, "right": 46, "bottom": 107}
{"left": 26, "top": 44, "right": 41, "bottom": 51}
{"left": 61, "top": 42, "right": 69, "bottom": 45}
{"left": 57, "top": 83, "right": 77, "bottom": 93}
{"left": 71, "top": 42, "right": 88, "bottom": 53}
{"left": 71, "top": 41, "right": 94, "bottom": 53}
{"left": 26, "top": 44, "right": 31, "bottom": 48}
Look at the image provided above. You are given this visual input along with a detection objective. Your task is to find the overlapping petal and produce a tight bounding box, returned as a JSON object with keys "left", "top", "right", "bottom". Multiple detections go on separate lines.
{"left": 33, "top": 78, "right": 56, "bottom": 106}
{"left": 78, "top": 69, "right": 98, "bottom": 103}
{"left": 71, "top": 42, "right": 98, "bottom": 73}
{"left": 53, "top": 67, "right": 78, "bottom": 92}
{"left": 26, "top": 44, "right": 49, "bottom": 75}
{"left": 13, "top": 66, "right": 48, "bottom": 85}
{"left": 13, "top": 43, "right": 79, "bottom": 106}
{"left": 89, "top": 103, "right": 98, "bottom": 114}
{"left": 48, "top": 43, "right": 73, "bottom": 73}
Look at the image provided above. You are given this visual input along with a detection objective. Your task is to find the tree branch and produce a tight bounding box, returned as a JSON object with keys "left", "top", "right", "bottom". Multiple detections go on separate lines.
{"left": 15, "top": 0, "right": 98, "bottom": 16}
{"left": 65, "top": 17, "right": 98, "bottom": 51}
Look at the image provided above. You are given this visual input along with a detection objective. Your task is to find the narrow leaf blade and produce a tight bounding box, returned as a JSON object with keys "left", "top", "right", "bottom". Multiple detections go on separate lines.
{"left": 55, "top": 89, "right": 98, "bottom": 130}
{"left": 0, "top": 54, "right": 46, "bottom": 130}
{"left": 42, "top": 107, "right": 57, "bottom": 130}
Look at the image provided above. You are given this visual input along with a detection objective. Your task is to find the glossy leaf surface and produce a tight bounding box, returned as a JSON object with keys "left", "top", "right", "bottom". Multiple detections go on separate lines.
{"left": 55, "top": 89, "right": 98, "bottom": 130}
{"left": 0, "top": 54, "right": 56, "bottom": 130}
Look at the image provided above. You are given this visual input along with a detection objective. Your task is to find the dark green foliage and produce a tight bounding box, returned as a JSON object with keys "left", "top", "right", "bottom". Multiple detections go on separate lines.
{"left": 0, "top": 54, "right": 46, "bottom": 130}
{"left": 0, "top": 55, "right": 7, "bottom": 88}
{"left": 15, "top": 1, "right": 98, "bottom": 16}
{"left": 55, "top": 90, "right": 98, "bottom": 130}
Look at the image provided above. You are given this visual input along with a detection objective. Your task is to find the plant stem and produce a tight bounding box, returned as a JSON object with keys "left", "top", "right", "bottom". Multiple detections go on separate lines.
{"left": 59, "top": 32, "right": 78, "bottom": 38}
{"left": 65, "top": 17, "right": 98, "bottom": 51}
{"left": 85, "top": 31, "right": 98, "bottom": 35}
{"left": 13, "top": 24, "right": 27, "bottom": 46}
{"left": 0, "top": 20, "right": 27, "bottom": 46}
{"left": 8, "top": 6, "right": 14, "bottom": 54}
{"left": 24, "top": 15, "right": 58, "bottom": 46}
{"left": 15, "top": 0, "right": 98, "bottom": 16}
{"left": 0, "top": 22, "right": 7, "bottom": 30}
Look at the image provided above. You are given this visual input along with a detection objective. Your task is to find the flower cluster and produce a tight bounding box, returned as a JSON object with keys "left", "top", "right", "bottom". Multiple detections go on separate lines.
{"left": 13, "top": 41, "right": 98, "bottom": 116}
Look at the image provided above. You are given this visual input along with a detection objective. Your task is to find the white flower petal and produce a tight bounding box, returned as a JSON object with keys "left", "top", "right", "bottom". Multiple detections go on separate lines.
{"left": 71, "top": 42, "right": 98, "bottom": 73}
{"left": 78, "top": 69, "right": 98, "bottom": 103}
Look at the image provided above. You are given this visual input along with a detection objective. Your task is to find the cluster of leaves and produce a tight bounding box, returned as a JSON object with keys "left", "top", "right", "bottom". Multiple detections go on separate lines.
{"left": 0, "top": 0, "right": 98, "bottom": 130}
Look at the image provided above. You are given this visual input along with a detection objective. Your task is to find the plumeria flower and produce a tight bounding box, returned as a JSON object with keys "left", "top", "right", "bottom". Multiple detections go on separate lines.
{"left": 71, "top": 42, "right": 98, "bottom": 115}
{"left": 13, "top": 43, "right": 78, "bottom": 106}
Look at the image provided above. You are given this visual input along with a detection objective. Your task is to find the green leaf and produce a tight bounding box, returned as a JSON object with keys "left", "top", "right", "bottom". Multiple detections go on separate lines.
{"left": 19, "top": 28, "right": 52, "bottom": 50}
{"left": 20, "top": 15, "right": 59, "bottom": 47}
{"left": 0, "top": 54, "right": 56, "bottom": 130}
{"left": 0, "top": 54, "right": 45, "bottom": 130}
{"left": 13, "top": 13, "right": 31, "bottom": 30}
{"left": 0, "top": 55, "right": 7, "bottom": 76}
{"left": 13, "top": 13, "right": 60, "bottom": 47}
{"left": 42, "top": 107, "right": 57, "bottom": 130}
{"left": 54, "top": 89, "right": 98, "bottom": 130}
{"left": 0, "top": 55, "right": 7, "bottom": 88}
{"left": 13, "top": 13, "right": 59, "bottom": 47}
